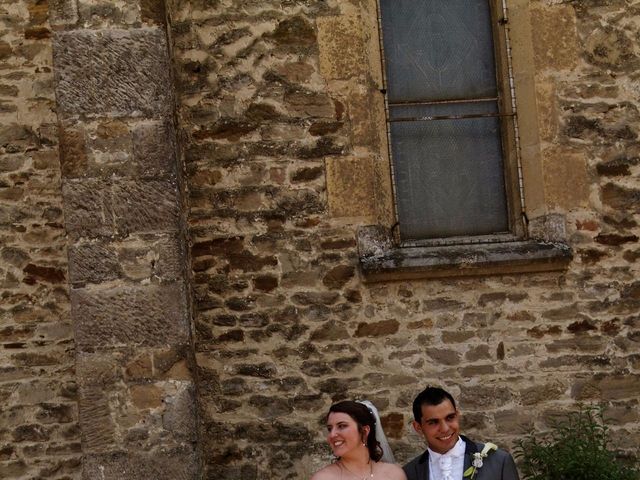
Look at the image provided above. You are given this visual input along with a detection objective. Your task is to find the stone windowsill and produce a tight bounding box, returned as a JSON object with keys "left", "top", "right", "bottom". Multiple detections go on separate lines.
{"left": 357, "top": 225, "right": 573, "bottom": 282}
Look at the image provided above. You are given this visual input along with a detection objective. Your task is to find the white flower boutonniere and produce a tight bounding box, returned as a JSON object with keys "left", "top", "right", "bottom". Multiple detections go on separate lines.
{"left": 463, "top": 442, "right": 498, "bottom": 479}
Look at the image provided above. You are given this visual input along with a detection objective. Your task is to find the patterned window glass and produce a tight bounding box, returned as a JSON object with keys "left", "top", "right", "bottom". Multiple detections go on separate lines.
{"left": 380, "top": 0, "right": 509, "bottom": 240}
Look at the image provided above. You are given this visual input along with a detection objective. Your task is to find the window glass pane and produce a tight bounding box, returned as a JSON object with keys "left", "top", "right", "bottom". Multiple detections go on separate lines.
{"left": 390, "top": 114, "right": 509, "bottom": 239}
{"left": 380, "top": 0, "right": 498, "bottom": 103}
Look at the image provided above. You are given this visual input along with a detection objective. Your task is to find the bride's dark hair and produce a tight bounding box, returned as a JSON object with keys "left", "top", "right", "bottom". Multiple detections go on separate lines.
{"left": 328, "top": 401, "right": 383, "bottom": 461}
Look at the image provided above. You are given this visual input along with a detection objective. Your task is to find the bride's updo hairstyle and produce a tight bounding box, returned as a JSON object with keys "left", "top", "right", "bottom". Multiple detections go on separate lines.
{"left": 328, "top": 401, "right": 383, "bottom": 461}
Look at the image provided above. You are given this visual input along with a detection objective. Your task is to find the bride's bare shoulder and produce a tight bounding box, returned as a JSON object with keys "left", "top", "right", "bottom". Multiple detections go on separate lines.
{"left": 310, "top": 463, "right": 340, "bottom": 480}
{"left": 376, "top": 462, "right": 407, "bottom": 479}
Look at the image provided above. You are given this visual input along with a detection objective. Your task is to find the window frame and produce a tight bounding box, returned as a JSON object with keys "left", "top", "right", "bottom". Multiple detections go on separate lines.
{"left": 376, "top": 0, "right": 527, "bottom": 247}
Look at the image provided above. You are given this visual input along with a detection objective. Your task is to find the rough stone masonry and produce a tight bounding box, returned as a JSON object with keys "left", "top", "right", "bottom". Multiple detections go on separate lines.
{"left": 1, "top": 0, "right": 640, "bottom": 479}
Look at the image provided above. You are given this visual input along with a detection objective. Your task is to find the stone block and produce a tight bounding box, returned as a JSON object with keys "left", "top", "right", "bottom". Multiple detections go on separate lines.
{"left": 531, "top": 5, "right": 579, "bottom": 71}
{"left": 120, "top": 233, "right": 185, "bottom": 281}
{"left": 272, "top": 16, "right": 316, "bottom": 49}
{"left": 0, "top": 124, "right": 40, "bottom": 153}
{"left": 140, "top": 0, "right": 167, "bottom": 26}
{"left": 317, "top": 15, "right": 366, "bottom": 80}
{"left": 49, "top": 0, "right": 79, "bottom": 27}
{"left": 325, "top": 156, "right": 376, "bottom": 217}
{"left": 132, "top": 120, "right": 176, "bottom": 178}
{"left": 162, "top": 383, "right": 197, "bottom": 441}
{"left": 542, "top": 147, "right": 590, "bottom": 209}
{"left": 82, "top": 449, "right": 197, "bottom": 480}
{"left": 69, "top": 233, "right": 184, "bottom": 285}
{"left": 112, "top": 180, "right": 180, "bottom": 234}
{"left": 68, "top": 241, "right": 121, "bottom": 285}
{"left": 354, "top": 319, "right": 399, "bottom": 338}
{"left": 71, "top": 283, "right": 189, "bottom": 350}
{"left": 494, "top": 409, "right": 534, "bottom": 434}
{"left": 322, "top": 264, "right": 355, "bottom": 289}
{"left": 78, "top": 386, "right": 116, "bottom": 452}
{"left": 62, "top": 179, "right": 114, "bottom": 238}
{"left": 601, "top": 183, "right": 640, "bottom": 214}
{"left": 309, "top": 321, "right": 350, "bottom": 342}
{"left": 58, "top": 124, "right": 88, "bottom": 178}
{"left": 76, "top": 352, "right": 124, "bottom": 387}
{"left": 130, "top": 384, "right": 163, "bottom": 409}
{"left": 53, "top": 29, "right": 171, "bottom": 117}
{"left": 572, "top": 374, "right": 640, "bottom": 401}
{"left": 283, "top": 89, "right": 334, "bottom": 118}
{"left": 535, "top": 79, "right": 558, "bottom": 142}
{"left": 63, "top": 178, "right": 181, "bottom": 238}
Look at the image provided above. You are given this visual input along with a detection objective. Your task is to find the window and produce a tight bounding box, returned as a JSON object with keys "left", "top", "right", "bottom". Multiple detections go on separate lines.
{"left": 378, "top": 0, "right": 523, "bottom": 245}
{"left": 356, "top": 0, "right": 572, "bottom": 281}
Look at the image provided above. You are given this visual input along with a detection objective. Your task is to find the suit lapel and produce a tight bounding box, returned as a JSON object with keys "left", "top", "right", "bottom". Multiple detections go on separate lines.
{"left": 416, "top": 449, "right": 430, "bottom": 480}
{"left": 461, "top": 435, "right": 478, "bottom": 480}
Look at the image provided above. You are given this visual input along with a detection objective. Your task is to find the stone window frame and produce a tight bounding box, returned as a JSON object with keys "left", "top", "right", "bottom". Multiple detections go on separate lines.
{"left": 356, "top": 0, "right": 572, "bottom": 281}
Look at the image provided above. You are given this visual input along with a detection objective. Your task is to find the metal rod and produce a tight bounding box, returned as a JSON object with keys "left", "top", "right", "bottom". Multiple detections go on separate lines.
{"left": 389, "top": 97, "right": 498, "bottom": 107}
{"left": 390, "top": 112, "right": 516, "bottom": 122}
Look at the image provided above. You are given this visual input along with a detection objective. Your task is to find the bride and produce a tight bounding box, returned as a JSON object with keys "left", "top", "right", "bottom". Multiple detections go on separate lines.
{"left": 311, "top": 400, "right": 407, "bottom": 480}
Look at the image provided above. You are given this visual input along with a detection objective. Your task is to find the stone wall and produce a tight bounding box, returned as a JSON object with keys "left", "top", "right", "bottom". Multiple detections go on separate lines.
{"left": 49, "top": 0, "right": 198, "bottom": 479}
{"left": 3, "top": 0, "right": 640, "bottom": 479}
{"left": 170, "top": 0, "right": 640, "bottom": 478}
{"left": 0, "top": 1, "right": 81, "bottom": 479}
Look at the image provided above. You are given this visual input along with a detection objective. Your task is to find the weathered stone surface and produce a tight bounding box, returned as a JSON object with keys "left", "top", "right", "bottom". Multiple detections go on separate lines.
{"left": 572, "top": 375, "right": 640, "bottom": 401}
{"left": 53, "top": 29, "right": 172, "bottom": 116}
{"left": 494, "top": 409, "right": 535, "bottom": 434}
{"left": 58, "top": 124, "right": 88, "bottom": 177}
{"left": 0, "top": 2, "right": 81, "bottom": 477}
{"left": 531, "top": 5, "right": 579, "bottom": 71}
{"left": 79, "top": 387, "right": 116, "bottom": 452}
{"left": 11, "top": 0, "right": 635, "bottom": 478}
{"left": 542, "top": 147, "right": 590, "bottom": 208}
{"left": 82, "top": 450, "right": 197, "bottom": 480}
{"left": 317, "top": 14, "right": 366, "bottom": 81}
{"left": 69, "top": 233, "right": 184, "bottom": 285}
{"left": 63, "top": 179, "right": 180, "bottom": 238}
{"left": 325, "top": 156, "right": 376, "bottom": 217}
{"left": 71, "top": 284, "right": 189, "bottom": 349}
{"left": 49, "top": 0, "right": 78, "bottom": 25}
{"left": 322, "top": 264, "right": 355, "bottom": 289}
{"left": 132, "top": 120, "right": 177, "bottom": 177}
{"left": 354, "top": 319, "right": 399, "bottom": 338}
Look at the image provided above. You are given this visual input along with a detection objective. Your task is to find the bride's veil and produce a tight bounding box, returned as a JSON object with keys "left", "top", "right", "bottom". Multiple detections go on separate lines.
{"left": 357, "top": 400, "right": 396, "bottom": 463}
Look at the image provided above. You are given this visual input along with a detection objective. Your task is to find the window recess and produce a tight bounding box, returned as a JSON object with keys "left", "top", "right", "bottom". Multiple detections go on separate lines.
{"left": 378, "top": 0, "right": 524, "bottom": 245}
{"left": 357, "top": 0, "right": 572, "bottom": 281}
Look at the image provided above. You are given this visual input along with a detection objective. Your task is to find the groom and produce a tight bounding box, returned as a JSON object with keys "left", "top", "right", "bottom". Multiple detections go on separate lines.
{"left": 403, "top": 387, "right": 519, "bottom": 480}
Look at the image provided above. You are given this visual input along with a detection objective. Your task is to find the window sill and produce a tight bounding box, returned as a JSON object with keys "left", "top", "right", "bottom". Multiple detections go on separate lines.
{"left": 357, "top": 225, "right": 572, "bottom": 282}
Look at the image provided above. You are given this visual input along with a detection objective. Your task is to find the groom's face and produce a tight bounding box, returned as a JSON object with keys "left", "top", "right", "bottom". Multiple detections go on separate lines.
{"left": 412, "top": 399, "right": 460, "bottom": 454}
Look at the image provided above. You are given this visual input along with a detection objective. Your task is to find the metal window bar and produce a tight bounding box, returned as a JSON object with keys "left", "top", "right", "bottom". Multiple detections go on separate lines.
{"left": 390, "top": 112, "right": 515, "bottom": 123}
{"left": 389, "top": 96, "right": 498, "bottom": 107}
{"left": 501, "top": 0, "right": 528, "bottom": 230}
{"left": 375, "top": 0, "right": 402, "bottom": 244}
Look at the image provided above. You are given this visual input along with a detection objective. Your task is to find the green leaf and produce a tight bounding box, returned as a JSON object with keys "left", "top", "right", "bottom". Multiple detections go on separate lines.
{"left": 514, "top": 404, "right": 640, "bottom": 480}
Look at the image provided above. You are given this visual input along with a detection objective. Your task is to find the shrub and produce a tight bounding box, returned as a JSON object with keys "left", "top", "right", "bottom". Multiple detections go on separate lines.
{"left": 514, "top": 405, "right": 639, "bottom": 480}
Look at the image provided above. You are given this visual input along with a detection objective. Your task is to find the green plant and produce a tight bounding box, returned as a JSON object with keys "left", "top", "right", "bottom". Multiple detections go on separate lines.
{"left": 514, "top": 405, "right": 639, "bottom": 480}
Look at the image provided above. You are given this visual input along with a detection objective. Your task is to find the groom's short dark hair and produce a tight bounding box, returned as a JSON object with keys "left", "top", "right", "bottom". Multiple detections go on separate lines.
{"left": 412, "top": 386, "right": 457, "bottom": 422}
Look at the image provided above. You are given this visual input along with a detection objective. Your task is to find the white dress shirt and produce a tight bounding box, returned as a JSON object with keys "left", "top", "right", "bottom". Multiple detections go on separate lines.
{"left": 428, "top": 437, "right": 466, "bottom": 480}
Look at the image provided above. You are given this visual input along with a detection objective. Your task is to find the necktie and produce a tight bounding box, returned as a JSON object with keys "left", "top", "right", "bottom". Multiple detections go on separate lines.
{"left": 439, "top": 454, "right": 453, "bottom": 480}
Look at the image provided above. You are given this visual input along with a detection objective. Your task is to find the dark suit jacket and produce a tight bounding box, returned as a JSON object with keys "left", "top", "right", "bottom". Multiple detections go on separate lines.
{"left": 403, "top": 435, "right": 519, "bottom": 480}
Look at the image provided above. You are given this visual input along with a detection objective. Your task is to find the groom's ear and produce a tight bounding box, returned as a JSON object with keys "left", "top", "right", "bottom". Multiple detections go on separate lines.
{"left": 411, "top": 420, "right": 423, "bottom": 435}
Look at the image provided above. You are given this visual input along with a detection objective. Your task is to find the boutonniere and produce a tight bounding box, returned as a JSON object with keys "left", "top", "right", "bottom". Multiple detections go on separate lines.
{"left": 463, "top": 442, "right": 498, "bottom": 479}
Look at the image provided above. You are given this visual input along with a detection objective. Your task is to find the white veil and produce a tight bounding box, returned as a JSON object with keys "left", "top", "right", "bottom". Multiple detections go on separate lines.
{"left": 357, "top": 400, "right": 396, "bottom": 464}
